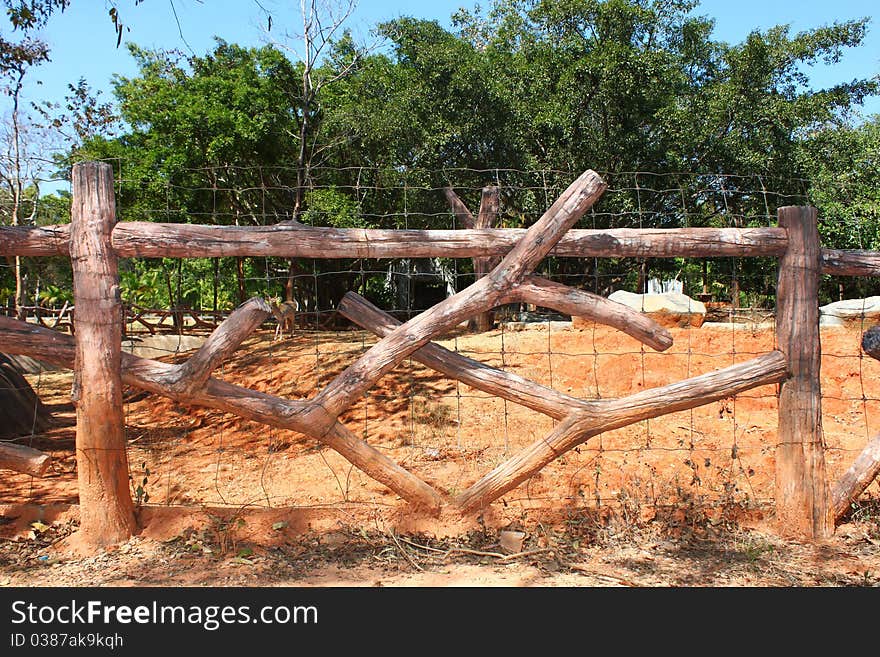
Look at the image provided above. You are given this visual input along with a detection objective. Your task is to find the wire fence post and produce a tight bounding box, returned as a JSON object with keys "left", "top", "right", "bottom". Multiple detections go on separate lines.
{"left": 70, "top": 161, "right": 137, "bottom": 547}
{"left": 775, "top": 205, "right": 833, "bottom": 538}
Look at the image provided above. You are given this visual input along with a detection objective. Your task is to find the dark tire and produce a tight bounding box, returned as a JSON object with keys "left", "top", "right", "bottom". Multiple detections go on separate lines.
{"left": 0, "top": 353, "right": 54, "bottom": 439}
{"left": 862, "top": 325, "right": 880, "bottom": 361}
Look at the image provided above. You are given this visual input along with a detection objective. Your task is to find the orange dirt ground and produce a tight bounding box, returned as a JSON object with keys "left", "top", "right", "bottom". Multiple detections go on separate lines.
{"left": 1, "top": 320, "right": 879, "bottom": 587}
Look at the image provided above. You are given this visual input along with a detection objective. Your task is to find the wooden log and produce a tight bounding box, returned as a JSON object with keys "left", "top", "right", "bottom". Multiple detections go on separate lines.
{"left": 0, "top": 223, "right": 796, "bottom": 261}
{"left": 455, "top": 350, "right": 789, "bottom": 513}
{"left": 339, "top": 289, "right": 669, "bottom": 419}
{"left": 504, "top": 276, "right": 673, "bottom": 351}
{"left": 0, "top": 224, "right": 70, "bottom": 256}
{"left": 337, "top": 292, "right": 582, "bottom": 420}
{"left": 0, "top": 316, "right": 443, "bottom": 513}
{"left": 458, "top": 186, "right": 503, "bottom": 332}
{"left": 831, "top": 434, "right": 880, "bottom": 522}
{"left": 172, "top": 297, "right": 271, "bottom": 396}
{"left": 0, "top": 441, "right": 51, "bottom": 477}
{"left": 70, "top": 161, "right": 137, "bottom": 546}
{"left": 443, "top": 187, "right": 475, "bottom": 229}
{"left": 473, "top": 188, "right": 501, "bottom": 329}
{"left": 106, "top": 224, "right": 796, "bottom": 260}
{"left": 0, "top": 318, "right": 76, "bottom": 368}
{"left": 313, "top": 170, "right": 607, "bottom": 422}
{"left": 775, "top": 206, "right": 832, "bottom": 539}
{"left": 821, "top": 249, "right": 880, "bottom": 277}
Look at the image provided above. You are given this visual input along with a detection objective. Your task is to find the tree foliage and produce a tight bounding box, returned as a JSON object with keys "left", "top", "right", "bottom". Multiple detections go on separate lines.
{"left": 8, "top": 0, "right": 880, "bottom": 312}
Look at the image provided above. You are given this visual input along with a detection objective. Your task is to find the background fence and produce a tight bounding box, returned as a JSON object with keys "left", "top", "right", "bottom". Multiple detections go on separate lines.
{"left": 1, "top": 163, "right": 879, "bottom": 545}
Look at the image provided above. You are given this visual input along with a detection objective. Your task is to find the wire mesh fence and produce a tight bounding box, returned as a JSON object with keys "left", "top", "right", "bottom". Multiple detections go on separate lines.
{"left": 1, "top": 166, "right": 878, "bottom": 528}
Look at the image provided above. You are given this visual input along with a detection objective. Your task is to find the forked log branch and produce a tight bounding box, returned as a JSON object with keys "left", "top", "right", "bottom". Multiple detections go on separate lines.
{"left": 338, "top": 291, "right": 786, "bottom": 514}
{"left": 831, "top": 434, "right": 880, "bottom": 522}
{"left": 0, "top": 316, "right": 443, "bottom": 513}
{"left": 454, "top": 350, "right": 789, "bottom": 513}
{"left": 0, "top": 441, "right": 52, "bottom": 477}
{"left": 444, "top": 187, "right": 476, "bottom": 230}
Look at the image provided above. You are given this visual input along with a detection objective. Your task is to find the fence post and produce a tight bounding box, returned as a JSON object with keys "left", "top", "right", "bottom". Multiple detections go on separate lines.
{"left": 775, "top": 205, "right": 832, "bottom": 538}
{"left": 70, "top": 161, "right": 136, "bottom": 547}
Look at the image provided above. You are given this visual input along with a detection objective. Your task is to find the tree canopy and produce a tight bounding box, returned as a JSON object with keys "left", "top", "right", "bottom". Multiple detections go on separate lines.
{"left": 3, "top": 0, "right": 880, "bottom": 313}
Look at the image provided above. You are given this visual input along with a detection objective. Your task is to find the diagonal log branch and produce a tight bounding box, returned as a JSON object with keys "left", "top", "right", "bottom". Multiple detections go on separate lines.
{"left": 172, "top": 297, "right": 272, "bottom": 396}
{"left": 445, "top": 186, "right": 502, "bottom": 332}
{"left": 444, "top": 187, "right": 475, "bottom": 229}
{"left": 831, "top": 434, "right": 880, "bottom": 522}
{"left": 503, "top": 276, "right": 673, "bottom": 351}
{"left": 0, "top": 441, "right": 52, "bottom": 477}
{"left": 338, "top": 292, "right": 581, "bottom": 420}
{"left": 339, "top": 290, "right": 670, "bottom": 415}
{"left": 454, "top": 350, "right": 789, "bottom": 513}
{"left": 339, "top": 291, "right": 782, "bottom": 515}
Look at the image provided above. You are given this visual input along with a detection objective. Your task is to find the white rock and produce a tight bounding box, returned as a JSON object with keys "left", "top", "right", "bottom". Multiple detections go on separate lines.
{"left": 819, "top": 296, "right": 880, "bottom": 325}
{"left": 605, "top": 290, "right": 707, "bottom": 328}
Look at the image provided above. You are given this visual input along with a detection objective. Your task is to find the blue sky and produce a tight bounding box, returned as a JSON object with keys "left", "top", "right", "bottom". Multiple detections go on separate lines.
{"left": 14, "top": 0, "right": 880, "bottom": 126}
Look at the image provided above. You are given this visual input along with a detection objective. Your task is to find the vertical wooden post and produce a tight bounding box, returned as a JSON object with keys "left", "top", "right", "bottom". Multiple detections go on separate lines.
{"left": 775, "top": 205, "right": 832, "bottom": 539}
{"left": 471, "top": 186, "right": 500, "bottom": 332}
{"left": 70, "top": 162, "right": 136, "bottom": 547}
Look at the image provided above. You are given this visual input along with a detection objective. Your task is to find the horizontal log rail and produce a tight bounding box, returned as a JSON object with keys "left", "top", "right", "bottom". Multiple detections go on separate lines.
{"left": 2, "top": 223, "right": 878, "bottom": 278}
{"left": 0, "top": 223, "right": 786, "bottom": 259}
{"left": 821, "top": 249, "right": 880, "bottom": 277}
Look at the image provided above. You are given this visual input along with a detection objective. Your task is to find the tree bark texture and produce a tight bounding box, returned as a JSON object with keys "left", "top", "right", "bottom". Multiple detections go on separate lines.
{"left": 775, "top": 206, "right": 832, "bottom": 539}
{"left": 70, "top": 162, "right": 137, "bottom": 547}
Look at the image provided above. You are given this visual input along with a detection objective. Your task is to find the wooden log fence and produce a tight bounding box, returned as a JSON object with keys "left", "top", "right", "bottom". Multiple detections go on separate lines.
{"left": 1, "top": 161, "right": 879, "bottom": 545}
